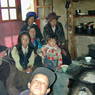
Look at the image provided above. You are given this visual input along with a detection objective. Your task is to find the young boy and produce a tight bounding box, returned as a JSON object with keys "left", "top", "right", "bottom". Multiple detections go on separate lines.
{"left": 19, "top": 67, "right": 56, "bottom": 95}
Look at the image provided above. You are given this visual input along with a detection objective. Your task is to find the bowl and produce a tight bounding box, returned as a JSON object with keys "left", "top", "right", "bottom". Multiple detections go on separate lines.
{"left": 85, "top": 56, "right": 92, "bottom": 63}
{"left": 61, "top": 65, "right": 68, "bottom": 72}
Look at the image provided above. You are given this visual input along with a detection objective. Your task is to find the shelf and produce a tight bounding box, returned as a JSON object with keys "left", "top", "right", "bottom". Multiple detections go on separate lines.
{"left": 74, "top": 15, "right": 95, "bottom": 18}
{"left": 74, "top": 34, "right": 95, "bottom": 36}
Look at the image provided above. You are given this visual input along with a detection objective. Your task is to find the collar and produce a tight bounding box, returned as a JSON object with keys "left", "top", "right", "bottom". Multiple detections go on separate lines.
{"left": 52, "top": 26, "right": 56, "bottom": 32}
{"left": 22, "top": 46, "right": 28, "bottom": 54}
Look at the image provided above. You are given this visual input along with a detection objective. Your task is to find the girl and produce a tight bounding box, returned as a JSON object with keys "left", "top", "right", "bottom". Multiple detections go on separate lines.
{"left": 11, "top": 32, "right": 35, "bottom": 72}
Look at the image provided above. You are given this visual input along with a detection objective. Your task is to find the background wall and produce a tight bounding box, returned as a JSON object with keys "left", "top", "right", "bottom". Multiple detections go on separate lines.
{"left": 40, "top": 0, "right": 67, "bottom": 36}
{"left": 72, "top": 0, "right": 95, "bottom": 56}
{"left": 0, "top": 21, "right": 22, "bottom": 47}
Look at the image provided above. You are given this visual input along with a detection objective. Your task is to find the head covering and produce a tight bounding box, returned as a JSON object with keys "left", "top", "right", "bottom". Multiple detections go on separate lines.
{"left": 46, "top": 12, "right": 61, "bottom": 21}
{"left": 30, "top": 67, "right": 56, "bottom": 87}
{"left": 26, "top": 12, "right": 38, "bottom": 19}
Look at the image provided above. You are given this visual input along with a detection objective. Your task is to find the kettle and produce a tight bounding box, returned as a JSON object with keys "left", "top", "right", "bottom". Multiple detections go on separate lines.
{"left": 86, "top": 22, "right": 94, "bottom": 35}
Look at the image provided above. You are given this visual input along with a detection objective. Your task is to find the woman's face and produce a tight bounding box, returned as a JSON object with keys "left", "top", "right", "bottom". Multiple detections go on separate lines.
{"left": 28, "top": 17, "right": 35, "bottom": 25}
{"left": 50, "top": 19, "right": 57, "bottom": 27}
{"left": 29, "top": 28, "right": 36, "bottom": 39}
{"left": 21, "top": 35, "right": 30, "bottom": 48}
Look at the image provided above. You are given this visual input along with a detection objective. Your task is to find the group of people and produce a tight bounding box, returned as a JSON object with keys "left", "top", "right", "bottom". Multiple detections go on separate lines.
{"left": 12, "top": 11, "right": 71, "bottom": 72}
{"left": 0, "top": 11, "right": 71, "bottom": 95}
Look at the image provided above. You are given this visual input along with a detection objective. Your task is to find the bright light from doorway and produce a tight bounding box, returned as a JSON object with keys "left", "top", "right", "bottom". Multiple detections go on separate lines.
{"left": 21, "top": 0, "right": 35, "bottom": 21}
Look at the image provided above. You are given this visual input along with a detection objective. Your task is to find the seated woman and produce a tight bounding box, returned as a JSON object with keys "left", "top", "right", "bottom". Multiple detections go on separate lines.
{"left": 28, "top": 25, "right": 43, "bottom": 50}
{"left": 11, "top": 32, "right": 35, "bottom": 72}
{"left": 6, "top": 32, "right": 43, "bottom": 95}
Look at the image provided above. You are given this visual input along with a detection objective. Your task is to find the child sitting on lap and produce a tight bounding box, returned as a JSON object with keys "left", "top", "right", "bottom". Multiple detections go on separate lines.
{"left": 41, "top": 35, "right": 63, "bottom": 70}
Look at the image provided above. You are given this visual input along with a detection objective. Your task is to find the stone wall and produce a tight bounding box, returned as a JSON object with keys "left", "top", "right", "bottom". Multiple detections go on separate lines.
{"left": 75, "top": 36, "right": 95, "bottom": 56}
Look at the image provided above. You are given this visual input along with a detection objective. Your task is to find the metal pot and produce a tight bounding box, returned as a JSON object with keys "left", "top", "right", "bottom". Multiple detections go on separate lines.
{"left": 75, "top": 24, "right": 84, "bottom": 34}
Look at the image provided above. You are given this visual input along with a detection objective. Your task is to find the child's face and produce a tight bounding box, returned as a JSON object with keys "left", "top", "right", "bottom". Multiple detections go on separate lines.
{"left": 48, "top": 39, "right": 56, "bottom": 47}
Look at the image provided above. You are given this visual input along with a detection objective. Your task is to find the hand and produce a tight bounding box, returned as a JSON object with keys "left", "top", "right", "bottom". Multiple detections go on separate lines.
{"left": 41, "top": 48, "right": 47, "bottom": 56}
{"left": 25, "top": 67, "right": 32, "bottom": 73}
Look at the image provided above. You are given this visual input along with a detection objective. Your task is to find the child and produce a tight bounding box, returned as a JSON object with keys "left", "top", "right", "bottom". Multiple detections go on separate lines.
{"left": 19, "top": 67, "right": 56, "bottom": 95}
{"left": 41, "top": 35, "right": 63, "bottom": 70}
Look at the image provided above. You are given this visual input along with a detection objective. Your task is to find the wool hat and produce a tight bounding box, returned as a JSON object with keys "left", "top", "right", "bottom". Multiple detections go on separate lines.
{"left": 26, "top": 12, "right": 38, "bottom": 19}
{"left": 31, "top": 67, "right": 56, "bottom": 87}
{"left": 46, "top": 12, "right": 61, "bottom": 20}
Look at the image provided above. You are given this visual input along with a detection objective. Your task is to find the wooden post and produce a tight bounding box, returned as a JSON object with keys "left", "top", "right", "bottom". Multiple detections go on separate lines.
{"left": 66, "top": 1, "right": 77, "bottom": 59}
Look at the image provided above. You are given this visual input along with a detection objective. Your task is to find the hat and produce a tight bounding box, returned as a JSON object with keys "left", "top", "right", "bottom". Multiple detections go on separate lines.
{"left": 31, "top": 67, "right": 56, "bottom": 87}
{"left": 46, "top": 12, "right": 61, "bottom": 20}
{"left": 26, "top": 12, "right": 38, "bottom": 19}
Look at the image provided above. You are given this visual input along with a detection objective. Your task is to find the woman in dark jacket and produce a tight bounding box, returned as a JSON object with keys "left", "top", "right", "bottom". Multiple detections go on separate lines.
{"left": 43, "top": 12, "right": 65, "bottom": 46}
{"left": 8, "top": 32, "right": 43, "bottom": 95}
{"left": 21, "top": 12, "right": 43, "bottom": 41}
{"left": 11, "top": 32, "right": 35, "bottom": 72}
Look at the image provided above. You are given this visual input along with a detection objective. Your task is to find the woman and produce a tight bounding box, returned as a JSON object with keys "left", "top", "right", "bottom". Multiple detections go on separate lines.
{"left": 20, "top": 12, "right": 43, "bottom": 41}
{"left": 27, "top": 25, "right": 44, "bottom": 68}
{"left": 7, "top": 32, "right": 43, "bottom": 95}
{"left": 11, "top": 32, "right": 35, "bottom": 72}
{"left": 28, "top": 25, "right": 43, "bottom": 50}
{"left": 43, "top": 12, "right": 65, "bottom": 46}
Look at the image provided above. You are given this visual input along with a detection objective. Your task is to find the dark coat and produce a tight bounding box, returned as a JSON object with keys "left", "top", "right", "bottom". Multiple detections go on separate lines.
{"left": 0, "top": 80, "right": 8, "bottom": 95}
{"left": 43, "top": 22, "right": 65, "bottom": 44}
{"left": 20, "top": 23, "right": 43, "bottom": 41}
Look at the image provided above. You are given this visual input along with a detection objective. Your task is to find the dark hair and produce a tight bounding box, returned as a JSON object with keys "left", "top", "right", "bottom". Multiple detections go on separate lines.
{"left": 27, "top": 25, "right": 36, "bottom": 32}
{"left": 16, "top": 32, "right": 34, "bottom": 54}
{"left": 17, "top": 32, "right": 31, "bottom": 45}
{"left": 47, "top": 34, "right": 58, "bottom": 42}
{"left": 16, "top": 32, "right": 34, "bottom": 69}
{"left": 25, "top": 17, "right": 36, "bottom": 24}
